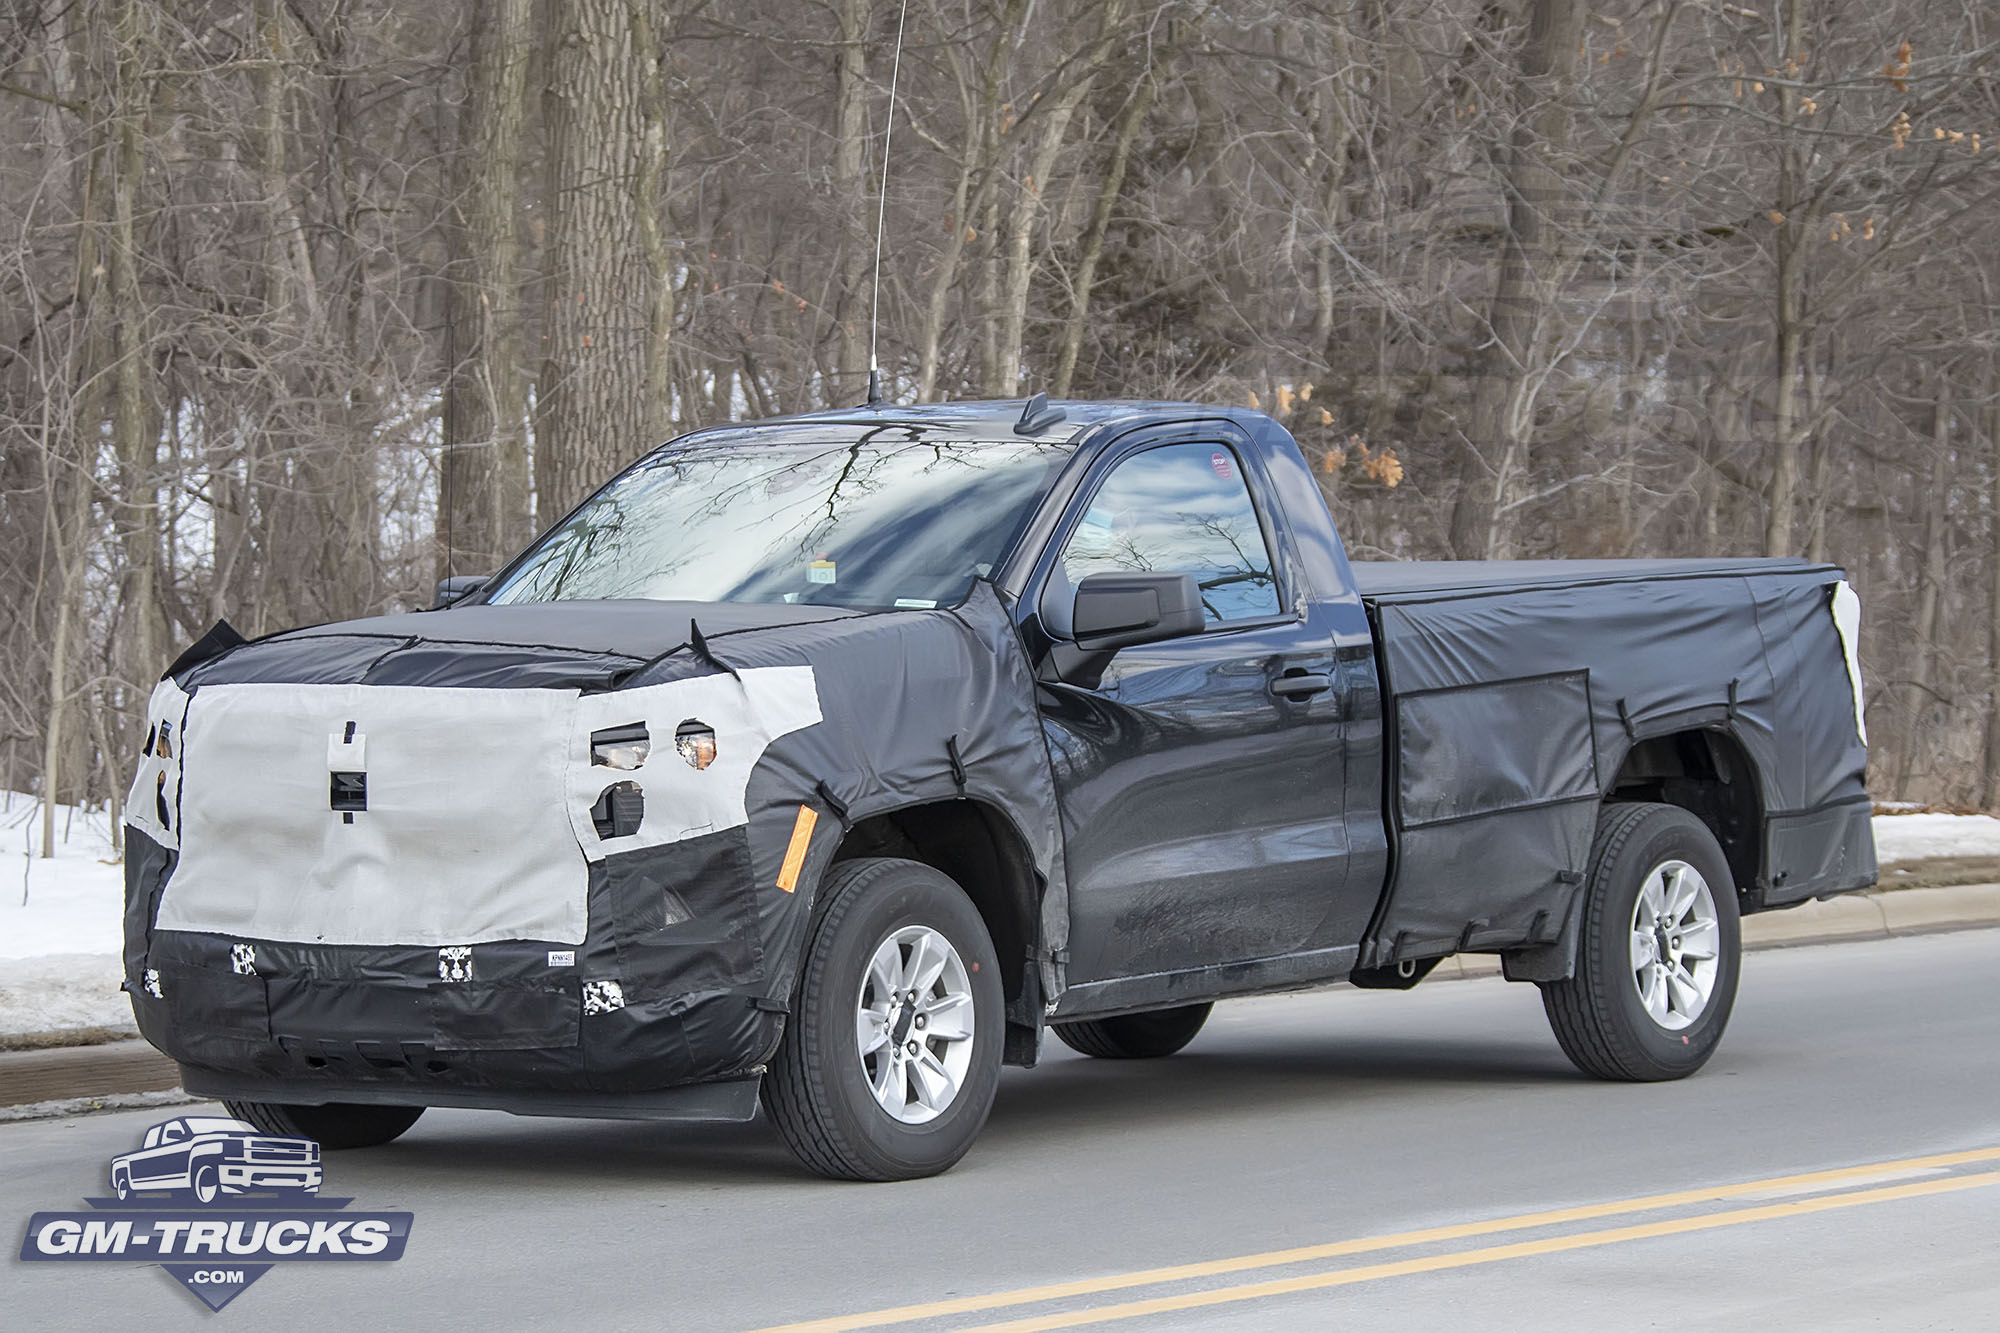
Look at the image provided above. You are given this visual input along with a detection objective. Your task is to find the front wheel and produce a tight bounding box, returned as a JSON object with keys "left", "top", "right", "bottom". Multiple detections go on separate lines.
{"left": 223, "top": 1101, "right": 425, "bottom": 1150}
{"left": 762, "top": 858, "right": 1004, "bottom": 1181}
{"left": 1540, "top": 802, "right": 1742, "bottom": 1081}
{"left": 1054, "top": 1003, "right": 1212, "bottom": 1059}
{"left": 191, "top": 1163, "right": 220, "bottom": 1204}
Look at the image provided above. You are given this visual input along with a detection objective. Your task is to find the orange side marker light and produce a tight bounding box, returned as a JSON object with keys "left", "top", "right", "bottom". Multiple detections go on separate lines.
{"left": 776, "top": 805, "right": 818, "bottom": 893}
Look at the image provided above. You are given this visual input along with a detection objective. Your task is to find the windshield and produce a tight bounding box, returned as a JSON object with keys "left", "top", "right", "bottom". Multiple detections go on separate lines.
{"left": 485, "top": 434, "right": 1069, "bottom": 610}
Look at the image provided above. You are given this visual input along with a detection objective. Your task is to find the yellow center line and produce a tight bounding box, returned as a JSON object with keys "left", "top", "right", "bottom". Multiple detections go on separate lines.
{"left": 963, "top": 1171, "right": 2000, "bottom": 1332}
{"left": 747, "top": 1147, "right": 2000, "bottom": 1333}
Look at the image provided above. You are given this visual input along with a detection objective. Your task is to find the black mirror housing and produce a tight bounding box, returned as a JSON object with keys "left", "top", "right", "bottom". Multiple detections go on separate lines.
{"left": 433, "top": 574, "right": 489, "bottom": 609}
{"left": 1071, "top": 572, "right": 1204, "bottom": 652}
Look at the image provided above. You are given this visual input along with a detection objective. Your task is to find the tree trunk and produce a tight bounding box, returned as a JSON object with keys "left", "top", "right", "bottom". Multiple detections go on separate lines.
{"left": 993, "top": 99, "right": 1079, "bottom": 395}
{"left": 441, "top": 0, "right": 532, "bottom": 575}
{"left": 1309, "top": 15, "right": 1354, "bottom": 365}
{"left": 831, "top": 0, "right": 871, "bottom": 402}
{"left": 107, "top": 0, "right": 157, "bottom": 682}
{"left": 1763, "top": 0, "right": 1808, "bottom": 558}
{"left": 1448, "top": 0, "right": 1584, "bottom": 561}
{"left": 41, "top": 14, "right": 108, "bottom": 858}
{"left": 1897, "top": 382, "right": 1951, "bottom": 798}
{"left": 631, "top": 0, "right": 675, "bottom": 448}
{"left": 536, "top": 0, "right": 667, "bottom": 519}
{"left": 992, "top": 0, "right": 1125, "bottom": 396}
{"left": 914, "top": 0, "right": 1025, "bottom": 401}
{"left": 310, "top": 6, "right": 380, "bottom": 625}
{"left": 1053, "top": 63, "right": 1155, "bottom": 398}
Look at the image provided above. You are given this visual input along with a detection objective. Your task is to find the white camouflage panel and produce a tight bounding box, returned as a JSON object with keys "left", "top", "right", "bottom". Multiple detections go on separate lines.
{"left": 150, "top": 667, "right": 820, "bottom": 947}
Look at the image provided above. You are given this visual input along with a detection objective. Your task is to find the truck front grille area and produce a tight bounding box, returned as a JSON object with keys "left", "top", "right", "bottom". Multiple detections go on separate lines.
{"left": 246, "top": 1138, "right": 317, "bottom": 1160}
{"left": 125, "top": 824, "right": 790, "bottom": 1095}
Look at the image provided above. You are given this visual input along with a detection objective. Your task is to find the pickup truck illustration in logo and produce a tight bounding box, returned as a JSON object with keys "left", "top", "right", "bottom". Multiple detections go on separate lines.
{"left": 22, "top": 1118, "right": 408, "bottom": 1311}
{"left": 108, "top": 1115, "right": 322, "bottom": 1204}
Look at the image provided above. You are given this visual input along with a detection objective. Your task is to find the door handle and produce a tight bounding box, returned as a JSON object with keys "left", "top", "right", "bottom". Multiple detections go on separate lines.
{"left": 1270, "top": 671, "right": 1333, "bottom": 700}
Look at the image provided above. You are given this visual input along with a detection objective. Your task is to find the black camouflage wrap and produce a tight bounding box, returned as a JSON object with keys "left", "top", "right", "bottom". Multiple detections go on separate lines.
{"left": 1353, "top": 559, "right": 1875, "bottom": 966}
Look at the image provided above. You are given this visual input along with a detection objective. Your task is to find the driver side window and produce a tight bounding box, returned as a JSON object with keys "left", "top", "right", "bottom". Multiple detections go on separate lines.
{"left": 1060, "top": 443, "right": 1282, "bottom": 624}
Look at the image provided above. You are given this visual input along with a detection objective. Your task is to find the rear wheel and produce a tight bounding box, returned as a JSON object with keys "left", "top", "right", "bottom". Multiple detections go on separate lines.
{"left": 1054, "top": 1003, "right": 1212, "bottom": 1060}
{"left": 223, "top": 1100, "right": 425, "bottom": 1150}
{"left": 1540, "top": 802, "right": 1742, "bottom": 1081}
{"left": 762, "top": 858, "right": 1004, "bottom": 1181}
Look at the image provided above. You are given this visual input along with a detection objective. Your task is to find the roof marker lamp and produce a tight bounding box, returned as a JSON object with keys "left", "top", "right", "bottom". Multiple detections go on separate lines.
{"left": 591, "top": 722, "right": 651, "bottom": 771}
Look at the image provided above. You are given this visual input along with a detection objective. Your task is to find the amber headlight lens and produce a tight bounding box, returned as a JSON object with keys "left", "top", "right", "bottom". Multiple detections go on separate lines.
{"left": 675, "top": 720, "right": 717, "bottom": 770}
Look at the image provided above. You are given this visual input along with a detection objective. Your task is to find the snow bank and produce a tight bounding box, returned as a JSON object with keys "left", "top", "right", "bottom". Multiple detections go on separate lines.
{"left": 1, "top": 794, "right": 133, "bottom": 1036}
{"left": 1870, "top": 810, "right": 2000, "bottom": 863}
{"left": 0, "top": 953, "right": 129, "bottom": 1035}
{"left": 4, "top": 790, "right": 2000, "bottom": 1038}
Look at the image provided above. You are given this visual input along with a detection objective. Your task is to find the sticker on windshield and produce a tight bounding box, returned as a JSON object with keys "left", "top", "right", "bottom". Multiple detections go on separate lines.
{"left": 18, "top": 1116, "right": 413, "bottom": 1312}
{"left": 807, "top": 559, "right": 836, "bottom": 585}
{"left": 893, "top": 598, "right": 937, "bottom": 609}
{"left": 1211, "top": 451, "right": 1234, "bottom": 480}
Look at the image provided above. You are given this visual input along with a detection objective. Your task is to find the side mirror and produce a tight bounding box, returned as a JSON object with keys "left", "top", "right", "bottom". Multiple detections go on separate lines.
{"left": 433, "top": 574, "right": 488, "bottom": 609}
{"left": 1071, "top": 572, "right": 1204, "bottom": 652}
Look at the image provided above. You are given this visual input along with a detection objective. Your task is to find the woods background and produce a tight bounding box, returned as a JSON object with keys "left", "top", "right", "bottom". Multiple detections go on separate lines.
{"left": 3, "top": 0, "right": 1998, "bottom": 849}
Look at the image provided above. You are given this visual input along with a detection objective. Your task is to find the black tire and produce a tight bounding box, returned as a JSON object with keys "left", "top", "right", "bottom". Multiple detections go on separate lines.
{"left": 223, "top": 1100, "right": 425, "bottom": 1150}
{"left": 1053, "top": 1003, "right": 1213, "bottom": 1059}
{"left": 762, "top": 857, "right": 1004, "bottom": 1181}
{"left": 191, "top": 1162, "right": 219, "bottom": 1204}
{"left": 1540, "top": 802, "right": 1742, "bottom": 1081}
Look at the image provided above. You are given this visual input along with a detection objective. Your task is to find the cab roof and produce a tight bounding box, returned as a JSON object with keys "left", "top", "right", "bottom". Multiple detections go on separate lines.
{"left": 688, "top": 398, "right": 1269, "bottom": 447}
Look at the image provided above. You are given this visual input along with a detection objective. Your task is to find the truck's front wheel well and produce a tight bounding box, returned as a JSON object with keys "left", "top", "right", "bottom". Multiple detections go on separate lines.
{"left": 1606, "top": 729, "right": 1763, "bottom": 900}
{"left": 830, "top": 799, "right": 1042, "bottom": 1060}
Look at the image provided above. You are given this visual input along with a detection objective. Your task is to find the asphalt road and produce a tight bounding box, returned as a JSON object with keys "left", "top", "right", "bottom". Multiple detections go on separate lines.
{"left": 6, "top": 928, "right": 1997, "bottom": 1331}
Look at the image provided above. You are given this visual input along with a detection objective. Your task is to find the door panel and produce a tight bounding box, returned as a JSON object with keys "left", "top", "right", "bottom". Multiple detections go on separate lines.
{"left": 1028, "top": 436, "right": 1353, "bottom": 985}
{"left": 1042, "top": 619, "right": 1351, "bottom": 982}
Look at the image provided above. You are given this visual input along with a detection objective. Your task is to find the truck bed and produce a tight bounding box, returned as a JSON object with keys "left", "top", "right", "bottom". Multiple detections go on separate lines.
{"left": 1349, "top": 557, "right": 1874, "bottom": 968}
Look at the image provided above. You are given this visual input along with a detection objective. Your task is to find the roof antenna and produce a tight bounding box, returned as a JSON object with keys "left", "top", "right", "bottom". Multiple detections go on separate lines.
{"left": 864, "top": 0, "right": 910, "bottom": 408}
{"left": 1015, "top": 391, "right": 1067, "bottom": 436}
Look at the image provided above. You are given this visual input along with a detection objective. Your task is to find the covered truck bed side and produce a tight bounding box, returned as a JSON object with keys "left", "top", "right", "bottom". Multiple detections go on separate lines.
{"left": 1350, "top": 559, "right": 1875, "bottom": 969}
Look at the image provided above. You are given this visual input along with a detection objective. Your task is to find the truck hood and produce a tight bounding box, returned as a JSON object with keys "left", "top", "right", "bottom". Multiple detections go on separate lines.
{"left": 180, "top": 599, "right": 863, "bottom": 692}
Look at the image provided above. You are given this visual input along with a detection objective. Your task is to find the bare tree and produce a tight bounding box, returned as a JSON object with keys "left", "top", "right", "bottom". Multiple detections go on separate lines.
{"left": 536, "top": 0, "right": 672, "bottom": 517}
{"left": 441, "top": 0, "right": 533, "bottom": 575}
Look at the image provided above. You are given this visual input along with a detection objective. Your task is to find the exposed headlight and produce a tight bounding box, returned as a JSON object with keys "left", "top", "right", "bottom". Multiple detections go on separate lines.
{"left": 590, "top": 722, "right": 650, "bottom": 770}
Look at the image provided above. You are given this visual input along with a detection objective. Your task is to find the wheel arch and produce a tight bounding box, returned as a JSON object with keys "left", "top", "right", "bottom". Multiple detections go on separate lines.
{"left": 1506, "top": 727, "right": 1765, "bottom": 986}
{"left": 827, "top": 797, "right": 1046, "bottom": 1064}
{"left": 1605, "top": 726, "right": 1767, "bottom": 904}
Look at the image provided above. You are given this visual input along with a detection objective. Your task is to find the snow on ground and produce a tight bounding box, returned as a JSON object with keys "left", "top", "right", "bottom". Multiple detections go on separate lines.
{"left": 1869, "top": 811, "right": 2000, "bottom": 863}
{"left": 1, "top": 793, "right": 126, "bottom": 958}
{"left": 0, "top": 954, "right": 130, "bottom": 1035}
{"left": 4, "top": 791, "right": 2000, "bottom": 1038}
{"left": 1, "top": 793, "right": 133, "bottom": 1036}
